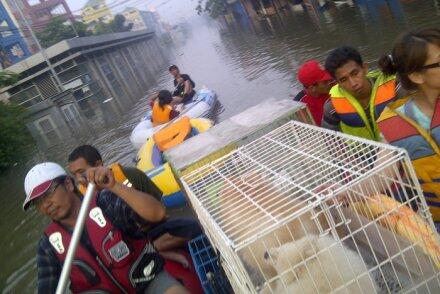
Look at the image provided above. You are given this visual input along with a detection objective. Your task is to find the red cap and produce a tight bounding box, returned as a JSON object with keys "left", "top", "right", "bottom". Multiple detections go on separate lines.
{"left": 297, "top": 60, "right": 332, "bottom": 87}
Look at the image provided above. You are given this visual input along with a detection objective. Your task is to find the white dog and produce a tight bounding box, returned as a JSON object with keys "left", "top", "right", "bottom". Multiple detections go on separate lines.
{"left": 261, "top": 234, "right": 378, "bottom": 293}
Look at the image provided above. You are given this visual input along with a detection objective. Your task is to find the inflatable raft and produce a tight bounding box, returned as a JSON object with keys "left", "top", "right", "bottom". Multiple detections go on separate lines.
{"left": 130, "top": 88, "right": 217, "bottom": 149}
{"left": 136, "top": 117, "right": 213, "bottom": 207}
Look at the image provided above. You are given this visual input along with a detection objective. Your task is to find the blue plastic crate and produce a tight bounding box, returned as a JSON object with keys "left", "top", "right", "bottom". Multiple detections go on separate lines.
{"left": 189, "top": 235, "right": 233, "bottom": 294}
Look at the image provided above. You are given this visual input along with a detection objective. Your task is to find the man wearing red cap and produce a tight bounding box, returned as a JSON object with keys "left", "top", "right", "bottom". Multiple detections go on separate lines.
{"left": 295, "top": 60, "right": 334, "bottom": 126}
{"left": 23, "top": 162, "right": 189, "bottom": 293}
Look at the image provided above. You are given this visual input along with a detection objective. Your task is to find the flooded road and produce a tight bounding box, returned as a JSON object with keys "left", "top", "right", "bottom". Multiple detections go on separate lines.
{"left": 1, "top": 0, "right": 440, "bottom": 292}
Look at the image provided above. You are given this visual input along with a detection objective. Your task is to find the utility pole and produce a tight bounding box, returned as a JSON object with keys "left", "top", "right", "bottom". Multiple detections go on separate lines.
{"left": 10, "top": 0, "right": 64, "bottom": 92}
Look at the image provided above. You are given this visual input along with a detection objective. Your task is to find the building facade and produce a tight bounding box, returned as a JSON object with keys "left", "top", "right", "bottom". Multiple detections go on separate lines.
{"left": 0, "top": 30, "right": 168, "bottom": 147}
{"left": 3, "top": 0, "right": 74, "bottom": 53}
{"left": 81, "top": 0, "right": 113, "bottom": 24}
{"left": 0, "top": 2, "right": 30, "bottom": 68}
{"left": 122, "top": 7, "right": 162, "bottom": 33}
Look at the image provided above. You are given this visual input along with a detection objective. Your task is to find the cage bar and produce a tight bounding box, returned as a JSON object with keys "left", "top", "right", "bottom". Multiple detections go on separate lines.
{"left": 180, "top": 120, "right": 440, "bottom": 293}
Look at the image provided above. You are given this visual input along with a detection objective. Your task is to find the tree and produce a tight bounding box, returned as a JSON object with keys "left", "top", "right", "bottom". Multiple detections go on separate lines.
{"left": 0, "top": 71, "right": 31, "bottom": 172}
{"left": 94, "top": 14, "right": 133, "bottom": 35}
{"left": 36, "top": 17, "right": 91, "bottom": 48}
{"left": 0, "top": 102, "right": 30, "bottom": 171}
{"left": 196, "top": 0, "right": 228, "bottom": 19}
{"left": 0, "top": 71, "right": 19, "bottom": 86}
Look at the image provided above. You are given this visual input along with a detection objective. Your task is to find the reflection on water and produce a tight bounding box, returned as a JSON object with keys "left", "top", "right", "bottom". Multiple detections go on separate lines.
{"left": 1, "top": 0, "right": 440, "bottom": 292}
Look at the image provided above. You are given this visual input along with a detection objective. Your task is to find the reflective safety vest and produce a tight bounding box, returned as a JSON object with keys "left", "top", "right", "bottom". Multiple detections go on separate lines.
{"left": 377, "top": 97, "right": 440, "bottom": 221}
{"left": 330, "top": 70, "right": 396, "bottom": 141}
{"left": 152, "top": 101, "right": 172, "bottom": 127}
{"left": 45, "top": 195, "right": 163, "bottom": 293}
{"left": 78, "top": 163, "right": 131, "bottom": 195}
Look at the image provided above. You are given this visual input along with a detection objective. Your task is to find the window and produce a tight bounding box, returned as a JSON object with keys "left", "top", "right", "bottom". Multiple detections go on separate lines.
{"left": 35, "top": 115, "right": 60, "bottom": 143}
{"left": 38, "top": 118, "right": 54, "bottom": 133}
{"left": 97, "top": 56, "right": 125, "bottom": 98}
{"left": 59, "top": 66, "right": 85, "bottom": 83}
{"left": 0, "top": 20, "right": 12, "bottom": 38}
{"left": 26, "top": 0, "right": 40, "bottom": 6}
{"left": 9, "top": 85, "right": 43, "bottom": 108}
{"left": 61, "top": 104, "right": 80, "bottom": 128}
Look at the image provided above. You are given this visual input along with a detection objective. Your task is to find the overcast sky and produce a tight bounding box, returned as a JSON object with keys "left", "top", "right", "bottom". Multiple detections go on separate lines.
{"left": 66, "top": 0, "right": 199, "bottom": 23}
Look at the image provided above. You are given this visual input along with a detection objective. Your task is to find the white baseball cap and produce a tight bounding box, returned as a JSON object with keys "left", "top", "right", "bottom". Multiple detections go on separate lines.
{"left": 23, "top": 162, "right": 67, "bottom": 210}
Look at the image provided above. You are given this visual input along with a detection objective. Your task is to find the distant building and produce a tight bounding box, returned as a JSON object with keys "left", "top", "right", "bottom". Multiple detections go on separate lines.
{"left": 3, "top": 0, "right": 74, "bottom": 53}
{"left": 0, "top": 30, "right": 168, "bottom": 147}
{"left": 0, "top": 2, "right": 30, "bottom": 68}
{"left": 122, "top": 7, "right": 164, "bottom": 35}
{"left": 81, "top": 0, "right": 113, "bottom": 25}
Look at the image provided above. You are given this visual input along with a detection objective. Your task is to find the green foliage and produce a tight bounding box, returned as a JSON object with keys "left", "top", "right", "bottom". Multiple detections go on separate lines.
{"left": 94, "top": 14, "right": 133, "bottom": 35}
{"left": 0, "top": 71, "right": 19, "bottom": 87}
{"left": 0, "top": 102, "right": 31, "bottom": 172}
{"left": 36, "top": 14, "right": 134, "bottom": 48}
{"left": 36, "top": 17, "right": 91, "bottom": 48}
{"left": 196, "top": 0, "right": 228, "bottom": 19}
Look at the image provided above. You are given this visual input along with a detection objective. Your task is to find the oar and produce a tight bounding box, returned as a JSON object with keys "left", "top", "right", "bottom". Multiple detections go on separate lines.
{"left": 55, "top": 182, "right": 96, "bottom": 294}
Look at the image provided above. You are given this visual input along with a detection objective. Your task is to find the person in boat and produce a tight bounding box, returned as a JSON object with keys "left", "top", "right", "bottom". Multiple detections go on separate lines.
{"left": 322, "top": 46, "right": 403, "bottom": 141}
{"left": 24, "top": 162, "right": 189, "bottom": 293}
{"left": 169, "top": 65, "right": 196, "bottom": 104}
{"left": 376, "top": 28, "right": 440, "bottom": 229}
{"left": 294, "top": 60, "right": 334, "bottom": 126}
{"left": 67, "top": 145, "right": 203, "bottom": 252}
{"left": 152, "top": 90, "right": 180, "bottom": 126}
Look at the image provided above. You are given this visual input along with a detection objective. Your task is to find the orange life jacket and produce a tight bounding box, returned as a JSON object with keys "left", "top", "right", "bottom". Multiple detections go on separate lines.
{"left": 153, "top": 116, "right": 192, "bottom": 152}
{"left": 152, "top": 100, "right": 172, "bottom": 127}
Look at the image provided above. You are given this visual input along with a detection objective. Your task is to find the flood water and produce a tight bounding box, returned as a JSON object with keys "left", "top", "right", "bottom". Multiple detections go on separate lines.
{"left": 1, "top": 0, "right": 440, "bottom": 292}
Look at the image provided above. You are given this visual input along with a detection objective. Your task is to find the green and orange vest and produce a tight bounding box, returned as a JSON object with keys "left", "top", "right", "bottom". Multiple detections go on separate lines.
{"left": 330, "top": 70, "right": 396, "bottom": 141}
{"left": 378, "top": 97, "right": 440, "bottom": 221}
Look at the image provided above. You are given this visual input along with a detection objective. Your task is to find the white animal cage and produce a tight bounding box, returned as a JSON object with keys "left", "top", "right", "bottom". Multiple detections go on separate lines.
{"left": 180, "top": 120, "right": 440, "bottom": 293}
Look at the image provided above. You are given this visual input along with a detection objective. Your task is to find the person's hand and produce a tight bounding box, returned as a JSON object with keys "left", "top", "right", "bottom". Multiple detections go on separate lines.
{"left": 174, "top": 103, "right": 184, "bottom": 112}
{"left": 86, "top": 166, "right": 116, "bottom": 190}
{"left": 170, "top": 97, "right": 180, "bottom": 107}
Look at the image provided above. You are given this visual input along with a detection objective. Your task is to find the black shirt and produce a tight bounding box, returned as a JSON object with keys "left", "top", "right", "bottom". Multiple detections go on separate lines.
{"left": 122, "top": 166, "right": 162, "bottom": 201}
{"left": 173, "top": 74, "right": 195, "bottom": 103}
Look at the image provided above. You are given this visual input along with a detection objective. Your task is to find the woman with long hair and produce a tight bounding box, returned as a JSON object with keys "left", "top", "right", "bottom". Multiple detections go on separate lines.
{"left": 377, "top": 28, "right": 440, "bottom": 226}
{"left": 151, "top": 90, "right": 180, "bottom": 126}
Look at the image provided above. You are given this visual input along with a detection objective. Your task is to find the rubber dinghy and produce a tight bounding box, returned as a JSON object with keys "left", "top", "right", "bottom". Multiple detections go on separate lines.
{"left": 130, "top": 87, "right": 217, "bottom": 149}
{"left": 136, "top": 116, "right": 213, "bottom": 207}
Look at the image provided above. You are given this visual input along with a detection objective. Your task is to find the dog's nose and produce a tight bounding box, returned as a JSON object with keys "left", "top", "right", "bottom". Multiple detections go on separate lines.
{"left": 264, "top": 251, "right": 269, "bottom": 259}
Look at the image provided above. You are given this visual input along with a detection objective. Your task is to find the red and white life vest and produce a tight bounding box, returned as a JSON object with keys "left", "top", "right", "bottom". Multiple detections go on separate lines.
{"left": 45, "top": 194, "right": 163, "bottom": 293}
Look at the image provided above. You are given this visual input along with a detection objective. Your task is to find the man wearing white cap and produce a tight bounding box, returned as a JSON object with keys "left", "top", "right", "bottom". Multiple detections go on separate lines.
{"left": 24, "top": 162, "right": 188, "bottom": 293}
